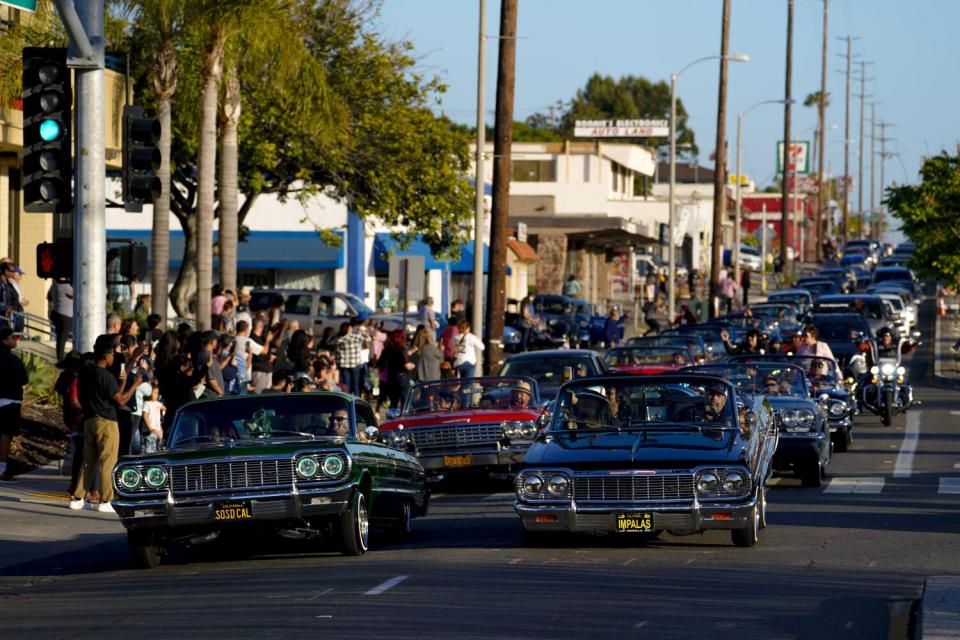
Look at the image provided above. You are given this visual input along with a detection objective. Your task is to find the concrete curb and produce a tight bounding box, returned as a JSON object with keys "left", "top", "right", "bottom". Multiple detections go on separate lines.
{"left": 921, "top": 576, "right": 960, "bottom": 640}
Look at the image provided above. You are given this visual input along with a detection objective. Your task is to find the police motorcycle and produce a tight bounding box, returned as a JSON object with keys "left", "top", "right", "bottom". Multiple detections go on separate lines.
{"left": 859, "top": 327, "right": 920, "bottom": 426}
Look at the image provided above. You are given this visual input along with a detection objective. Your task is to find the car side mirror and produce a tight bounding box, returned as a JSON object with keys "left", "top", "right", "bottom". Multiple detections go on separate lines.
{"left": 364, "top": 426, "right": 380, "bottom": 442}
{"left": 741, "top": 410, "right": 758, "bottom": 433}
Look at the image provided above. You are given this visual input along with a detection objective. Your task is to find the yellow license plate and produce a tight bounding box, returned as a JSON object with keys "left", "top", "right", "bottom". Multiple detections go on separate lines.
{"left": 214, "top": 502, "right": 253, "bottom": 521}
{"left": 616, "top": 513, "right": 653, "bottom": 532}
{"left": 443, "top": 454, "right": 473, "bottom": 468}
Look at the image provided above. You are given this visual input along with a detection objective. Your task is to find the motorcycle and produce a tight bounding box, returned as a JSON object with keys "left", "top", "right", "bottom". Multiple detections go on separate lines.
{"left": 860, "top": 339, "right": 917, "bottom": 426}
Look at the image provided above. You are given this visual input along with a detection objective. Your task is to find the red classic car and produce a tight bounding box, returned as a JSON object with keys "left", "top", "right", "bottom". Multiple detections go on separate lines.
{"left": 604, "top": 346, "right": 694, "bottom": 375}
{"left": 379, "top": 376, "right": 542, "bottom": 481}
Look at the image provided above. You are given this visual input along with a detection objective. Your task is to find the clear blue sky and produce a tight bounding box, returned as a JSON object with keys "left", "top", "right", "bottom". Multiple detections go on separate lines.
{"left": 378, "top": 0, "right": 960, "bottom": 204}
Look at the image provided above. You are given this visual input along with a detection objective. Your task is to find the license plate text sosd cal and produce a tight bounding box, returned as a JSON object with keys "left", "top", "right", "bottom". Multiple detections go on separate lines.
{"left": 214, "top": 503, "right": 253, "bottom": 521}
{"left": 443, "top": 454, "right": 473, "bottom": 468}
{"left": 616, "top": 513, "right": 653, "bottom": 532}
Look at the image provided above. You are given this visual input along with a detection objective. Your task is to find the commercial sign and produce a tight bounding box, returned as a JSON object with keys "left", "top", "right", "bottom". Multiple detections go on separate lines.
{"left": 574, "top": 119, "right": 669, "bottom": 138}
{"left": 516, "top": 222, "right": 527, "bottom": 243}
{"left": 728, "top": 174, "right": 751, "bottom": 186}
{"left": 776, "top": 141, "right": 811, "bottom": 175}
{"left": 0, "top": 0, "right": 35, "bottom": 10}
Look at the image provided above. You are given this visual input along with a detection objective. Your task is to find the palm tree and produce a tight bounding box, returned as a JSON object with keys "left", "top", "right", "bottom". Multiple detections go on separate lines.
{"left": 217, "top": 62, "right": 241, "bottom": 294}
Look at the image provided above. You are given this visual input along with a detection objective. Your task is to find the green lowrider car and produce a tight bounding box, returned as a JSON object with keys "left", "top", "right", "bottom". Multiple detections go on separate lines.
{"left": 112, "top": 392, "right": 428, "bottom": 568}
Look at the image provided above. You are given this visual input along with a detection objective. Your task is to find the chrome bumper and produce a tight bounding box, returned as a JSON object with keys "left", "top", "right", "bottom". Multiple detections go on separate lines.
{"left": 112, "top": 484, "right": 355, "bottom": 530}
{"left": 515, "top": 497, "right": 757, "bottom": 533}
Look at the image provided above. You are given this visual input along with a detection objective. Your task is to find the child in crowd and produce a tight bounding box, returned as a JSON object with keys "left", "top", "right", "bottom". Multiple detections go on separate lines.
{"left": 141, "top": 381, "right": 166, "bottom": 453}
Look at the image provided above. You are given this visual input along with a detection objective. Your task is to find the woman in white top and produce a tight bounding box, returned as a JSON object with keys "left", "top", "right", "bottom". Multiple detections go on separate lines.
{"left": 453, "top": 320, "right": 484, "bottom": 379}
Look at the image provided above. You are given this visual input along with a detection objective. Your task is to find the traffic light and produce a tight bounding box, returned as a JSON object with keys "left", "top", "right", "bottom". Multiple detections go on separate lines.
{"left": 22, "top": 47, "right": 72, "bottom": 213}
{"left": 122, "top": 105, "right": 162, "bottom": 212}
{"left": 36, "top": 240, "right": 73, "bottom": 279}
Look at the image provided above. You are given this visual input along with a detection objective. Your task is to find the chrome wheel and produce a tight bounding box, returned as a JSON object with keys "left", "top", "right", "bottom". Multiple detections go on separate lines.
{"left": 357, "top": 494, "right": 370, "bottom": 552}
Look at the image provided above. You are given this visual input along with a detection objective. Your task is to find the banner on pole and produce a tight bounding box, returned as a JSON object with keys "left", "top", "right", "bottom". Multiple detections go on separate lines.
{"left": 776, "top": 141, "right": 811, "bottom": 175}
{"left": 0, "top": 0, "right": 36, "bottom": 11}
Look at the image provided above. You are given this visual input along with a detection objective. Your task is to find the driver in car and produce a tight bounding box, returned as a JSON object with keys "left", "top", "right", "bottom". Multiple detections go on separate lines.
{"left": 676, "top": 383, "right": 731, "bottom": 426}
{"left": 511, "top": 381, "right": 534, "bottom": 408}
{"left": 329, "top": 409, "right": 350, "bottom": 437}
{"left": 566, "top": 389, "right": 615, "bottom": 429}
{"left": 762, "top": 375, "right": 781, "bottom": 396}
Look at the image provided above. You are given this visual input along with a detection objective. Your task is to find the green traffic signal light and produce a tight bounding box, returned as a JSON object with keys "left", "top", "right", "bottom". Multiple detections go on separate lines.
{"left": 39, "top": 119, "right": 62, "bottom": 142}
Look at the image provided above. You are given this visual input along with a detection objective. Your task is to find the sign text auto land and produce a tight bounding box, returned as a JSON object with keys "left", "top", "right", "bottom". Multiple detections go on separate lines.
{"left": 574, "top": 119, "right": 669, "bottom": 138}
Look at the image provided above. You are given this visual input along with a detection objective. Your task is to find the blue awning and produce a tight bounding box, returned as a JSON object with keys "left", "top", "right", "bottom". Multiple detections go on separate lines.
{"left": 372, "top": 233, "right": 508, "bottom": 274}
{"left": 107, "top": 230, "right": 344, "bottom": 270}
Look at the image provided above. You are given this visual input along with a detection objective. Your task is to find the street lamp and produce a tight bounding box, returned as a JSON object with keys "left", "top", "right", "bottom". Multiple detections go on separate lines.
{"left": 734, "top": 99, "right": 792, "bottom": 287}
{"left": 669, "top": 53, "right": 749, "bottom": 322}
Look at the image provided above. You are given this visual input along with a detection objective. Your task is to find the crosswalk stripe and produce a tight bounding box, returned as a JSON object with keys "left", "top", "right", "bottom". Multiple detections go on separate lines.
{"left": 938, "top": 478, "right": 960, "bottom": 494}
{"left": 894, "top": 412, "right": 921, "bottom": 479}
{"left": 823, "top": 477, "right": 885, "bottom": 494}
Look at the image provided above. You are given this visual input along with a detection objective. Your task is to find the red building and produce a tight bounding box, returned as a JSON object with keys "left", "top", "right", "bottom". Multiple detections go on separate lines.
{"left": 739, "top": 193, "right": 817, "bottom": 262}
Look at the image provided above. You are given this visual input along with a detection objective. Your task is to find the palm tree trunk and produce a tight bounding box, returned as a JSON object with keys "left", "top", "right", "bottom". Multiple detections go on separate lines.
{"left": 151, "top": 37, "right": 177, "bottom": 325}
{"left": 169, "top": 212, "right": 198, "bottom": 318}
{"left": 196, "top": 30, "right": 226, "bottom": 331}
{"left": 218, "top": 63, "right": 241, "bottom": 294}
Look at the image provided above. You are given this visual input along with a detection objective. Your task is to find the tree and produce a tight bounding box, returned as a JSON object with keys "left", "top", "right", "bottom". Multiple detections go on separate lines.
{"left": 560, "top": 73, "right": 697, "bottom": 156}
{"left": 886, "top": 154, "right": 960, "bottom": 283}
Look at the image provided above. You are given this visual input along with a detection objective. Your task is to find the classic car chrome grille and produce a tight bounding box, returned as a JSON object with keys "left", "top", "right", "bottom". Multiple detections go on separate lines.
{"left": 573, "top": 474, "right": 695, "bottom": 503}
{"left": 169, "top": 459, "right": 294, "bottom": 494}
{"left": 409, "top": 423, "right": 503, "bottom": 451}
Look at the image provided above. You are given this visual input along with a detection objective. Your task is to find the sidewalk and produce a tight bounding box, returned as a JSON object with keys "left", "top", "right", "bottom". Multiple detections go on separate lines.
{"left": 0, "top": 464, "right": 124, "bottom": 573}
{"left": 932, "top": 303, "right": 960, "bottom": 388}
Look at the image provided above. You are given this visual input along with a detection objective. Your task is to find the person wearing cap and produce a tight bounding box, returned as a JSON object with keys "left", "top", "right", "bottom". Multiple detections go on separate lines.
{"left": 511, "top": 380, "right": 533, "bottom": 408}
{"left": 567, "top": 389, "right": 614, "bottom": 429}
{"left": 0, "top": 327, "right": 27, "bottom": 482}
{"left": 676, "top": 383, "right": 730, "bottom": 425}
{"left": 70, "top": 334, "right": 143, "bottom": 511}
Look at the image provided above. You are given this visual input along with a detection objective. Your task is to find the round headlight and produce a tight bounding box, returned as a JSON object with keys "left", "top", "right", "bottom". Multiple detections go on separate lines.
{"left": 896, "top": 366, "right": 906, "bottom": 376}
{"left": 829, "top": 401, "right": 846, "bottom": 416}
{"left": 547, "top": 474, "right": 569, "bottom": 496}
{"left": 322, "top": 455, "right": 345, "bottom": 477}
{"left": 724, "top": 471, "right": 745, "bottom": 492}
{"left": 522, "top": 474, "right": 543, "bottom": 495}
{"left": 881, "top": 363, "right": 896, "bottom": 376}
{"left": 502, "top": 421, "right": 517, "bottom": 438}
{"left": 780, "top": 410, "right": 798, "bottom": 427}
{"left": 144, "top": 466, "right": 167, "bottom": 489}
{"left": 697, "top": 471, "right": 719, "bottom": 493}
{"left": 520, "top": 422, "right": 537, "bottom": 438}
{"left": 296, "top": 456, "right": 319, "bottom": 478}
{"left": 118, "top": 467, "right": 142, "bottom": 490}
{"left": 870, "top": 366, "right": 879, "bottom": 375}
{"left": 797, "top": 409, "right": 816, "bottom": 427}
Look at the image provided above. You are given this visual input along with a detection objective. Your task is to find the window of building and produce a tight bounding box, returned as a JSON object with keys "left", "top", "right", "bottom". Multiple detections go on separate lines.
{"left": 512, "top": 159, "right": 556, "bottom": 182}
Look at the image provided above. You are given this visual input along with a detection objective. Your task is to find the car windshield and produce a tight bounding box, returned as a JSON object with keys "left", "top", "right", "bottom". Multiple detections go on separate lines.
{"left": 731, "top": 355, "right": 840, "bottom": 384}
{"left": 801, "top": 281, "right": 837, "bottom": 295}
{"left": 808, "top": 316, "right": 870, "bottom": 342}
{"left": 684, "top": 364, "right": 808, "bottom": 398}
{"left": 535, "top": 297, "right": 568, "bottom": 314}
{"left": 403, "top": 377, "right": 539, "bottom": 414}
{"left": 873, "top": 269, "right": 912, "bottom": 283}
{"left": 750, "top": 304, "right": 796, "bottom": 319}
{"left": 345, "top": 293, "right": 375, "bottom": 316}
{"left": 500, "top": 357, "right": 597, "bottom": 384}
{"left": 815, "top": 298, "right": 884, "bottom": 319}
{"left": 605, "top": 347, "right": 692, "bottom": 367}
{"left": 626, "top": 336, "right": 706, "bottom": 361}
{"left": 168, "top": 395, "right": 354, "bottom": 447}
{"left": 552, "top": 378, "right": 738, "bottom": 431}
{"left": 769, "top": 293, "right": 809, "bottom": 306}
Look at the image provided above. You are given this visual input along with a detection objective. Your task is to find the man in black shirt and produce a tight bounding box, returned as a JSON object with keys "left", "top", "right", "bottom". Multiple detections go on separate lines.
{"left": 0, "top": 327, "right": 28, "bottom": 482}
{"left": 69, "top": 335, "right": 142, "bottom": 512}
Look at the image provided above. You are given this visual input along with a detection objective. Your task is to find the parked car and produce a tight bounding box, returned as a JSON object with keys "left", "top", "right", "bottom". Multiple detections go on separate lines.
{"left": 514, "top": 375, "right": 778, "bottom": 547}
{"left": 499, "top": 350, "right": 608, "bottom": 404}
{"left": 604, "top": 345, "right": 695, "bottom": 374}
{"left": 533, "top": 295, "right": 593, "bottom": 347}
{"left": 112, "top": 392, "right": 428, "bottom": 568}
{"left": 684, "top": 363, "right": 831, "bottom": 486}
{"left": 249, "top": 289, "right": 395, "bottom": 335}
{"left": 726, "top": 354, "right": 855, "bottom": 453}
{"left": 379, "top": 377, "right": 542, "bottom": 481}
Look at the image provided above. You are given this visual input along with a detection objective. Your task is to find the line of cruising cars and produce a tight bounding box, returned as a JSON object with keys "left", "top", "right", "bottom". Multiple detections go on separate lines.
{"left": 111, "top": 243, "right": 919, "bottom": 567}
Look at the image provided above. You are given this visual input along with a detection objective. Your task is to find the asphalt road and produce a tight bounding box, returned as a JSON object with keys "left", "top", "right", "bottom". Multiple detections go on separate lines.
{"left": 2, "top": 346, "right": 959, "bottom": 639}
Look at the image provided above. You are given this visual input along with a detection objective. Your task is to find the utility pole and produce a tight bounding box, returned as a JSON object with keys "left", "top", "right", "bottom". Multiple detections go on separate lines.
{"left": 856, "top": 59, "right": 873, "bottom": 239}
{"left": 484, "top": 0, "right": 517, "bottom": 372}
{"left": 870, "top": 101, "right": 877, "bottom": 239}
{"left": 780, "top": 0, "right": 794, "bottom": 268}
{"left": 55, "top": 0, "right": 105, "bottom": 352}
{"left": 471, "top": 0, "right": 486, "bottom": 355}
{"left": 817, "top": 0, "right": 828, "bottom": 259}
{"left": 709, "top": 0, "right": 731, "bottom": 318}
{"left": 878, "top": 121, "right": 893, "bottom": 240}
{"left": 838, "top": 35, "right": 858, "bottom": 247}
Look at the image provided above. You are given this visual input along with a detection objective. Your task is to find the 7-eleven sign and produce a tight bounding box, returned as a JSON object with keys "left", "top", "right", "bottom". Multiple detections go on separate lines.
{"left": 777, "top": 141, "right": 810, "bottom": 175}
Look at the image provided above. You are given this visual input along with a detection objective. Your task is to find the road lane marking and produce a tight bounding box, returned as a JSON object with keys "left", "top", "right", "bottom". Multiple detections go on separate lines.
{"left": 633, "top": 622, "right": 648, "bottom": 629}
{"left": 954, "top": 464, "right": 960, "bottom": 470}
{"left": 950, "top": 411, "right": 960, "bottom": 416}
{"left": 938, "top": 478, "right": 960, "bottom": 494}
{"left": 894, "top": 412, "right": 921, "bottom": 479}
{"left": 824, "top": 477, "right": 885, "bottom": 494}
{"left": 766, "top": 477, "right": 782, "bottom": 486}
{"left": 365, "top": 575, "right": 409, "bottom": 596}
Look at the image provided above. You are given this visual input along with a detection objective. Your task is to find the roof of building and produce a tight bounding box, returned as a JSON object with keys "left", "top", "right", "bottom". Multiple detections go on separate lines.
{"left": 507, "top": 238, "right": 540, "bottom": 262}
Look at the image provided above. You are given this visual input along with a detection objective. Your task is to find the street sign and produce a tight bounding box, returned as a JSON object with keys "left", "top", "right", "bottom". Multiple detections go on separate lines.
{"left": 516, "top": 222, "right": 527, "bottom": 243}
{"left": 776, "top": 141, "right": 811, "bottom": 174}
{"left": 0, "top": 0, "right": 36, "bottom": 11}
{"left": 574, "top": 119, "right": 669, "bottom": 138}
{"left": 388, "top": 255, "right": 425, "bottom": 304}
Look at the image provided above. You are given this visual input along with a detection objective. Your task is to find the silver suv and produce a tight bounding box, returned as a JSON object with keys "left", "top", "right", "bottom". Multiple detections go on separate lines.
{"left": 249, "top": 289, "right": 397, "bottom": 334}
